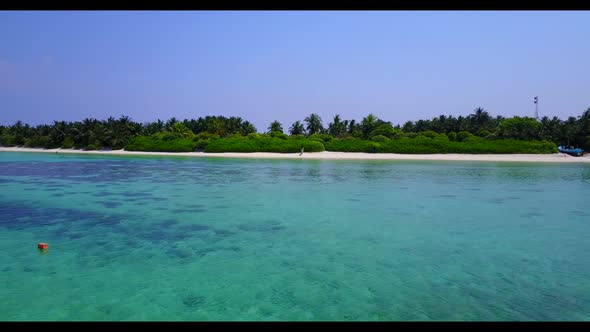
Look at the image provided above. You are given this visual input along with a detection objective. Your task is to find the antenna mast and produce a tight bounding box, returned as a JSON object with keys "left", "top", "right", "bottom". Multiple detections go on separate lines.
{"left": 534, "top": 96, "right": 539, "bottom": 120}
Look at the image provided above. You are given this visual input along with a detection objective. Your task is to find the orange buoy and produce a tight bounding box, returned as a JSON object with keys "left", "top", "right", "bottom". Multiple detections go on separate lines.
{"left": 38, "top": 243, "right": 49, "bottom": 250}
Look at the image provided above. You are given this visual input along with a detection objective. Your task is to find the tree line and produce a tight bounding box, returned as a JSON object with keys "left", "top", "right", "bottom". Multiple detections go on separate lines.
{"left": 280, "top": 108, "right": 590, "bottom": 149}
{"left": 1, "top": 108, "right": 589, "bottom": 151}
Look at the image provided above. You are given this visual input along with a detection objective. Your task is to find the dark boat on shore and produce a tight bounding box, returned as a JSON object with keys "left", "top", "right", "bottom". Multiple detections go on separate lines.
{"left": 558, "top": 146, "right": 585, "bottom": 157}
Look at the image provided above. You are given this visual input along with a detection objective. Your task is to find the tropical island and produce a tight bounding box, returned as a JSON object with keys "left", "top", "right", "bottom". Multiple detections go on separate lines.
{"left": 1, "top": 108, "right": 589, "bottom": 158}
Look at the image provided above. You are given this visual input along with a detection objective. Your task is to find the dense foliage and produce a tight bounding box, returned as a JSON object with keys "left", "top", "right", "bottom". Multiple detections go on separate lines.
{"left": 0, "top": 116, "right": 254, "bottom": 150}
{"left": 125, "top": 136, "right": 198, "bottom": 152}
{"left": 1, "top": 108, "right": 588, "bottom": 154}
{"left": 326, "top": 137, "right": 557, "bottom": 154}
{"left": 204, "top": 135, "right": 325, "bottom": 153}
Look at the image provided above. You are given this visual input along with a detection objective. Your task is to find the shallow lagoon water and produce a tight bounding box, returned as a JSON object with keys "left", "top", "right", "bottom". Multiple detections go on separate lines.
{"left": 1, "top": 151, "right": 589, "bottom": 321}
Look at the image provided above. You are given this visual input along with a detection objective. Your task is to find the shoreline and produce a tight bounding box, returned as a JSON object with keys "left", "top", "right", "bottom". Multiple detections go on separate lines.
{"left": 1, "top": 146, "right": 589, "bottom": 163}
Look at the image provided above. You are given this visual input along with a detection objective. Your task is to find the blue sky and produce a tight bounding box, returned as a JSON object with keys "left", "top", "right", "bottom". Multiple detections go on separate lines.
{"left": 1, "top": 11, "right": 589, "bottom": 131}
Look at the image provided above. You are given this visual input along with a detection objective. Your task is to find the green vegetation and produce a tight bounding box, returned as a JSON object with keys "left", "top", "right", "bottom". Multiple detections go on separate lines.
{"left": 326, "top": 137, "right": 557, "bottom": 154}
{"left": 126, "top": 123, "right": 199, "bottom": 152}
{"left": 125, "top": 136, "right": 198, "bottom": 152}
{"left": 2, "top": 108, "right": 589, "bottom": 154}
{"left": 204, "top": 136, "right": 325, "bottom": 153}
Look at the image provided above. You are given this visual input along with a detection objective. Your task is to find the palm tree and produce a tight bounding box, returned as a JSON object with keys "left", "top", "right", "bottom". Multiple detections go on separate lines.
{"left": 328, "top": 114, "right": 346, "bottom": 137}
{"left": 457, "top": 115, "right": 468, "bottom": 132}
{"left": 170, "top": 122, "right": 194, "bottom": 138}
{"left": 143, "top": 119, "right": 164, "bottom": 135}
{"left": 558, "top": 116, "right": 579, "bottom": 146}
{"left": 76, "top": 118, "right": 97, "bottom": 147}
{"left": 348, "top": 119, "right": 357, "bottom": 134}
{"left": 267, "top": 120, "right": 283, "bottom": 133}
{"left": 225, "top": 116, "right": 244, "bottom": 135}
{"left": 11, "top": 120, "right": 27, "bottom": 145}
{"left": 361, "top": 114, "right": 379, "bottom": 138}
{"left": 213, "top": 117, "right": 227, "bottom": 136}
{"left": 304, "top": 113, "right": 323, "bottom": 135}
{"left": 240, "top": 121, "right": 257, "bottom": 135}
{"left": 414, "top": 119, "right": 428, "bottom": 133}
{"left": 435, "top": 115, "right": 448, "bottom": 133}
{"left": 468, "top": 107, "right": 492, "bottom": 132}
{"left": 578, "top": 109, "right": 590, "bottom": 137}
{"left": 289, "top": 121, "right": 305, "bottom": 136}
{"left": 493, "top": 115, "right": 505, "bottom": 129}
{"left": 581, "top": 109, "right": 590, "bottom": 149}
{"left": 48, "top": 120, "right": 68, "bottom": 148}
{"left": 165, "top": 117, "right": 178, "bottom": 131}
{"left": 401, "top": 121, "right": 413, "bottom": 132}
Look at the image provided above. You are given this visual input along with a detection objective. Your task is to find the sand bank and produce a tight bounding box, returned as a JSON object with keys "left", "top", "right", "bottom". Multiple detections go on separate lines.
{"left": 1, "top": 146, "right": 589, "bottom": 163}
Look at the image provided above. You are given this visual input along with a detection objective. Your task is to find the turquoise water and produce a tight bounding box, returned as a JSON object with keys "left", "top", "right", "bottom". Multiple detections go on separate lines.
{"left": 1, "top": 151, "right": 589, "bottom": 321}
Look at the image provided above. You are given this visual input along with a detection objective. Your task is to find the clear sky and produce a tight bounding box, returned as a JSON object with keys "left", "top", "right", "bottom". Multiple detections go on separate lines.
{"left": 1, "top": 11, "right": 589, "bottom": 131}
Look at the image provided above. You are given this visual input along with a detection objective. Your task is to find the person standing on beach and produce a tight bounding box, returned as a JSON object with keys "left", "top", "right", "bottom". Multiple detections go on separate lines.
{"left": 300, "top": 147, "right": 304, "bottom": 156}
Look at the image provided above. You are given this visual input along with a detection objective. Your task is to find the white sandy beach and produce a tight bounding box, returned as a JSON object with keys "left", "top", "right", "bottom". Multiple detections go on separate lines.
{"left": 1, "top": 146, "right": 589, "bottom": 163}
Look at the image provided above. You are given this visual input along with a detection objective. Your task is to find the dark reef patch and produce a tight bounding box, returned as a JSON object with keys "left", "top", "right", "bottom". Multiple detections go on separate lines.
{"left": 121, "top": 191, "right": 153, "bottom": 198}
{"left": 237, "top": 221, "right": 286, "bottom": 233}
{"left": 182, "top": 224, "right": 210, "bottom": 232}
{"left": 68, "top": 233, "right": 85, "bottom": 240}
{"left": 156, "top": 219, "right": 178, "bottom": 228}
{"left": 142, "top": 230, "right": 169, "bottom": 242}
{"left": 521, "top": 211, "right": 545, "bottom": 218}
{"left": 487, "top": 198, "right": 505, "bottom": 204}
{"left": 93, "top": 191, "right": 117, "bottom": 197}
{"left": 98, "top": 201, "right": 123, "bottom": 208}
{"left": 345, "top": 198, "right": 361, "bottom": 202}
{"left": 167, "top": 248, "right": 193, "bottom": 259}
{"left": 96, "top": 305, "right": 113, "bottom": 315}
{"left": 214, "top": 229, "right": 236, "bottom": 237}
{"left": 172, "top": 208, "right": 207, "bottom": 214}
{"left": 182, "top": 295, "right": 206, "bottom": 308}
